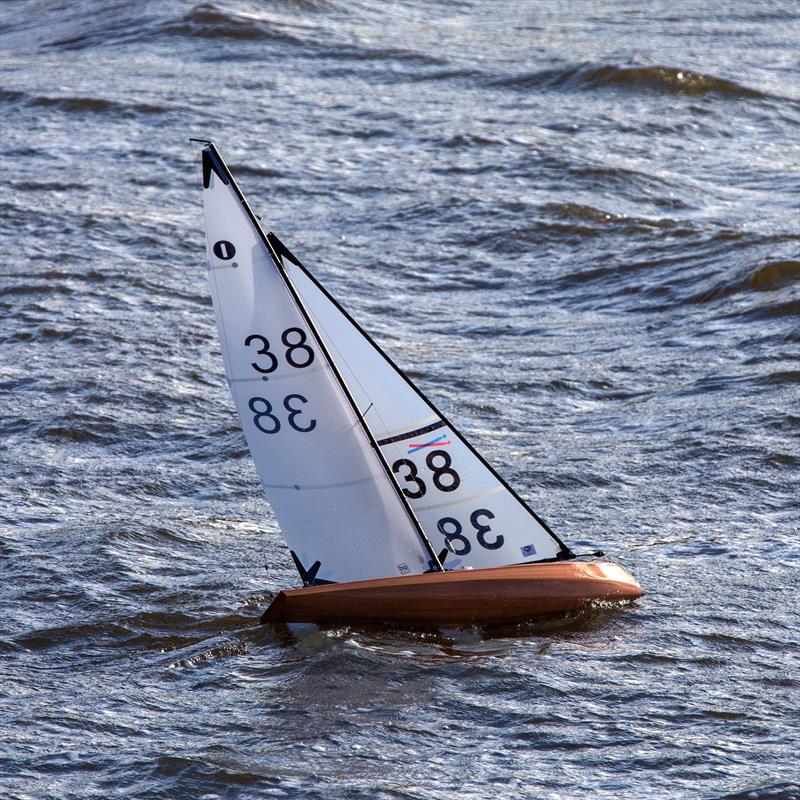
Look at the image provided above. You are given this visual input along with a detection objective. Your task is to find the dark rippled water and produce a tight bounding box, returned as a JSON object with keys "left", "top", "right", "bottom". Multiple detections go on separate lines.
{"left": 2, "top": 1, "right": 799, "bottom": 797}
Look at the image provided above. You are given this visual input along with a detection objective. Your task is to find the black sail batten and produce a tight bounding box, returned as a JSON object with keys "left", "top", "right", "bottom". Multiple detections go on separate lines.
{"left": 265, "top": 231, "right": 575, "bottom": 561}
{"left": 198, "top": 143, "right": 445, "bottom": 576}
{"left": 377, "top": 420, "right": 447, "bottom": 447}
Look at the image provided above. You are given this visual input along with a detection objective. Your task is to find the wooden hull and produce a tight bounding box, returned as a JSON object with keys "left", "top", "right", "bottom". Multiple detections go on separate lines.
{"left": 261, "top": 561, "right": 642, "bottom": 627}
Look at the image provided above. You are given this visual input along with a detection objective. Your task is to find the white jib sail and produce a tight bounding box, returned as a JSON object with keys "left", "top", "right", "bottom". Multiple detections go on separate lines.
{"left": 199, "top": 148, "right": 430, "bottom": 584}
{"left": 272, "top": 238, "right": 568, "bottom": 569}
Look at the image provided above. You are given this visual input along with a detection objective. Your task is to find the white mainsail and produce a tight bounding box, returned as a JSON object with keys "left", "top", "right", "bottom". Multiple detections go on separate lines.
{"left": 268, "top": 235, "right": 571, "bottom": 570}
{"left": 199, "top": 145, "right": 433, "bottom": 584}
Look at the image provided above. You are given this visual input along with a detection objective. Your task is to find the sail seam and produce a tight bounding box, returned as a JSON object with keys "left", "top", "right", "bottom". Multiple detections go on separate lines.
{"left": 227, "top": 365, "right": 327, "bottom": 385}
{"left": 413, "top": 484, "right": 505, "bottom": 512}
{"left": 263, "top": 476, "right": 375, "bottom": 490}
{"left": 375, "top": 416, "right": 439, "bottom": 440}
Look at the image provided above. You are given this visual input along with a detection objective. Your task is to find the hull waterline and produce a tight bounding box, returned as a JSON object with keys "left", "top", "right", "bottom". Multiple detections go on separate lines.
{"left": 261, "top": 561, "right": 642, "bottom": 627}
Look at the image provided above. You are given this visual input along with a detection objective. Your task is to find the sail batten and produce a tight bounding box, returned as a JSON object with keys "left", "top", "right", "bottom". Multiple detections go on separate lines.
{"left": 377, "top": 420, "right": 447, "bottom": 446}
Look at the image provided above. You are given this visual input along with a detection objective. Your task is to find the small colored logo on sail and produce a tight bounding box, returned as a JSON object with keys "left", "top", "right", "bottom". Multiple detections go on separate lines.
{"left": 520, "top": 544, "right": 536, "bottom": 557}
{"left": 408, "top": 433, "right": 451, "bottom": 454}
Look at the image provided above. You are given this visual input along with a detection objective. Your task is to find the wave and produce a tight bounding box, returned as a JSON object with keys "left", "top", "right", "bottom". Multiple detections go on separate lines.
{"left": 748, "top": 259, "right": 800, "bottom": 292}
{"left": 17, "top": 0, "right": 451, "bottom": 75}
{"left": 1, "top": 87, "right": 169, "bottom": 116}
{"left": 164, "top": 2, "right": 304, "bottom": 44}
{"left": 689, "top": 259, "right": 800, "bottom": 304}
{"left": 540, "top": 202, "right": 689, "bottom": 233}
{"left": 495, "top": 62, "right": 768, "bottom": 100}
{"left": 739, "top": 298, "right": 800, "bottom": 321}
{"left": 8, "top": 1, "right": 313, "bottom": 51}
{"left": 713, "top": 783, "right": 800, "bottom": 800}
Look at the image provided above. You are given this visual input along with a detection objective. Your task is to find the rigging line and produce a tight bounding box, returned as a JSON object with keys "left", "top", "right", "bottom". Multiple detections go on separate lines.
{"left": 227, "top": 362, "right": 327, "bottom": 385}
{"left": 262, "top": 475, "right": 375, "bottom": 490}
{"left": 266, "top": 232, "right": 575, "bottom": 560}
{"left": 273, "top": 245, "right": 417, "bottom": 523}
{"left": 202, "top": 143, "right": 444, "bottom": 573}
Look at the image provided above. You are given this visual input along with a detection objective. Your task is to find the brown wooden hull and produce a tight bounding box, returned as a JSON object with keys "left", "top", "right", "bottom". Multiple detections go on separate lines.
{"left": 261, "top": 561, "right": 642, "bottom": 627}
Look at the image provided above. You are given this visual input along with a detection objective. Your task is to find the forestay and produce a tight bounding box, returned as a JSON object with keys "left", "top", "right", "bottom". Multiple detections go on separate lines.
{"left": 199, "top": 147, "right": 430, "bottom": 584}
{"left": 269, "top": 236, "right": 572, "bottom": 570}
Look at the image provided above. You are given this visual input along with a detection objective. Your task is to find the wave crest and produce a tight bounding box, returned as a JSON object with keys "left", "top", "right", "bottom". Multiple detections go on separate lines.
{"left": 496, "top": 62, "right": 766, "bottom": 99}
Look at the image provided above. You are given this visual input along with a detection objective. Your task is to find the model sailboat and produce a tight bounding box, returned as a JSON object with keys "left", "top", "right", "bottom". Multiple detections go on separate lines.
{"left": 193, "top": 141, "right": 642, "bottom": 626}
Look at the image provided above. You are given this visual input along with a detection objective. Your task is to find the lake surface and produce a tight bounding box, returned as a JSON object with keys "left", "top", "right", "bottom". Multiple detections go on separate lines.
{"left": 1, "top": 1, "right": 799, "bottom": 798}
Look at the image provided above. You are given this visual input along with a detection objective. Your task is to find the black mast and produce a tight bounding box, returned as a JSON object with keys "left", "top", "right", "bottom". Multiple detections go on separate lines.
{"left": 197, "top": 141, "right": 445, "bottom": 573}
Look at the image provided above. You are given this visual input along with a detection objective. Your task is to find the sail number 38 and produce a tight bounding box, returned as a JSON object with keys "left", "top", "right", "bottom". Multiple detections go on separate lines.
{"left": 245, "top": 327, "right": 316, "bottom": 434}
{"left": 391, "top": 450, "right": 460, "bottom": 498}
{"left": 439, "top": 508, "right": 503, "bottom": 555}
{"left": 249, "top": 395, "right": 316, "bottom": 434}
{"left": 245, "top": 327, "right": 314, "bottom": 373}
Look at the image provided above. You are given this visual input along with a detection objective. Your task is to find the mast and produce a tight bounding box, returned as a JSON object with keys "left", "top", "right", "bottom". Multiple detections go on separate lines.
{"left": 196, "top": 141, "right": 445, "bottom": 572}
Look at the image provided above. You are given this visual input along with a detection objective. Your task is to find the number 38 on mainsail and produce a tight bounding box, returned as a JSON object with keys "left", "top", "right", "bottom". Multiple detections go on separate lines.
{"left": 193, "top": 140, "right": 642, "bottom": 627}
